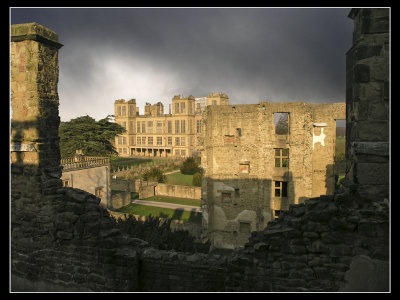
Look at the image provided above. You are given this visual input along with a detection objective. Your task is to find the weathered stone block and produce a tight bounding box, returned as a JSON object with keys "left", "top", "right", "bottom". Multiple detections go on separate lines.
{"left": 354, "top": 64, "right": 370, "bottom": 82}
{"left": 356, "top": 162, "right": 389, "bottom": 185}
{"left": 361, "top": 16, "right": 389, "bottom": 34}
{"left": 354, "top": 44, "right": 382, "bottom": 61}
{"left": 357, "top": 120, "right": 388, "bottom": 141}
{"left": 56, "top": 231, "right": 74, "bottom": 240}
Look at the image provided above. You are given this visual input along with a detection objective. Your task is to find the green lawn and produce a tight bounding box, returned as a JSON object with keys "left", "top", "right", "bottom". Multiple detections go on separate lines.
{"left": 143, "top": 195, "right": 201, "bottom": 207}
{"left": 116, "top": 203, "right": 202, "bottom": 223}
{"left": 165, "top": 171, "right": 194, "bottom": 186}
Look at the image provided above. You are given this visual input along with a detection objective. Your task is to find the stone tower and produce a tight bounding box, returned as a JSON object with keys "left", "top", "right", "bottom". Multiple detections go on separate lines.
{"left": 11, "top": 22, "right": 63, "bottom": 250}
{"left": 345, "top": 8, "right": 390, "bottom": 202}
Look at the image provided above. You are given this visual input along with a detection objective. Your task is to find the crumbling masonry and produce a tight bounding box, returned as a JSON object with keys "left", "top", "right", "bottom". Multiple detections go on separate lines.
{"left": 10, "top": 9, "right": 389, "bottom": 292}
{"left": 201, "top": 102, "right": 345, "bottom": 250}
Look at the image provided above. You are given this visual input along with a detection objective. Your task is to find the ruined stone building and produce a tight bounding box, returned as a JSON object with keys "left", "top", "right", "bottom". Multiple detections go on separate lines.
{"left": 201, "top": 102, "right": 346, "bottom": 249}
{"left": 114, "top": 93, "right": 229, "bottom": 158}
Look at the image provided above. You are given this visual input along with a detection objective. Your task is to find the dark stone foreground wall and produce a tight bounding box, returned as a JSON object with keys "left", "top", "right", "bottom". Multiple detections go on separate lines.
{"left": 11, "top": 9, "right": 390, "bottom": 292}
{"left": 11, "top": 189, "right": 389, "bottom": 292}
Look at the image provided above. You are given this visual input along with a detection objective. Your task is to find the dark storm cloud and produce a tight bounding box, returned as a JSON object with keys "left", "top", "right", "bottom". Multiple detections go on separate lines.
{"left": 10, "top": 7, "right": 353, "bottom": 121}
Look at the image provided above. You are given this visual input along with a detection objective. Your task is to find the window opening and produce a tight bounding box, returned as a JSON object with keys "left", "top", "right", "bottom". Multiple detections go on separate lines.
{"left": 239, "top": 162, "right": 250, "bottom": 174}
{"left": 274, "top": 181, "right": 288, "bottom": 197}
{"left": 221, "top": 192, "right": 232, "bottom": 203}
{"left": 275, "top": 148, "right": 289, "bottom": 167}
{"left": 236, "top": 128, "right": 242, "bottom": 137}
{"left": 274, "top": 112, "right": 289, "bottom": 135}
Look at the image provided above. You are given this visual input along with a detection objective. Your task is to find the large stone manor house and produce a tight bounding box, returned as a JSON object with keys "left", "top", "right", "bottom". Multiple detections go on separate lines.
{"left": 114, "top": 93, "right": 229, "bottom": 158}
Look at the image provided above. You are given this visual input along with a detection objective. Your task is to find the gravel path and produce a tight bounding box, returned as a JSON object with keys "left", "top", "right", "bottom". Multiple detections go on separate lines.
{"left": 132, "top": 199, "right": 202, "bottom": 212}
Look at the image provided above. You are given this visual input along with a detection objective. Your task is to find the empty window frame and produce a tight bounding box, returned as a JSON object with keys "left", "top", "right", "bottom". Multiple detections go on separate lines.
{"left": 275, "top": 148, "right": 289, "bottom": 167}
{"left": 274, "top": 112, "right": 289, "bottom": 135}
{"left": 62, "top": 179, "right": 70, "bottom": 187}
{"left": 236, "top": 128, "right": 242, "bottom": 137}
{"left": 274, "top": 181, "right": 288, "bottom": 198}
{"left": 121, "top": 106, "right": 126, "bottom": 116}
{"left": 221, "top": 192, "right": 232, "bottom": 203}
{"left": 181, "top": 102, "right": 185, "bottom": 113}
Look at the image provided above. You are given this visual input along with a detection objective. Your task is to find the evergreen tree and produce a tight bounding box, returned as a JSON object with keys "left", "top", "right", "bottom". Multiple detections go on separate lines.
{"left": 180, "top": 157, "right": 201, "bottom": 175}
{"left": 59, "top": 115, "right": 125, "bottom": 158}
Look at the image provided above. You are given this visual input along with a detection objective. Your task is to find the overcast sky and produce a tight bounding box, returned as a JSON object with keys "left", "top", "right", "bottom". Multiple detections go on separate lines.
{"left": 11, "top": 7, "right": 354, "bottom": 122}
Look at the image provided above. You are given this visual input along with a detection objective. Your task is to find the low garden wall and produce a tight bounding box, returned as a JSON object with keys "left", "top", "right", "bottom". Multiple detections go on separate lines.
{"left": 155, "top": 183, "right": 201, "bottom": 200}
{"left": 110, "top": 191, "right": 131, "bottom": 210}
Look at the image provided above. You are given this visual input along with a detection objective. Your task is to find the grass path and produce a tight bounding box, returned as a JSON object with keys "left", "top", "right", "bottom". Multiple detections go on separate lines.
{"left": 140, "top": 195, "right": 201, "bottom": 207}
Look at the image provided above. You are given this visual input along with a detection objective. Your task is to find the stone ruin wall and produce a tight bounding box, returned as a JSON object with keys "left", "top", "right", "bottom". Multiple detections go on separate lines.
{"left": 10, "top": 10, "right": 389, "bottom": 292}
{"left": 200, "top": 102, "right": 345, "bottom": 250}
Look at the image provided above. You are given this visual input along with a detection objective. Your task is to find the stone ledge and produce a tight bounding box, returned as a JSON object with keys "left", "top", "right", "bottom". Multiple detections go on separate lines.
{"left": 11, "top": 22, "right": 63, "bottom": 49}
{"left": 352, "top": 141, "right": 389, "bottom": 156}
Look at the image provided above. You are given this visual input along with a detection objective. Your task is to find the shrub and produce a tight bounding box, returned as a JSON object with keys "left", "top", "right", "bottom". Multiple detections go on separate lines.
{"left": 112, "top": 214, "right": 210, "bottom": 253}
{"left": 142, "top": 167, "right": 166, "bottom": 183}
{"left": 192, "top": 172, "right": 202, "bottom": 187}
{"left": 180, "top": 157, "right": 200, "bottom": 175}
